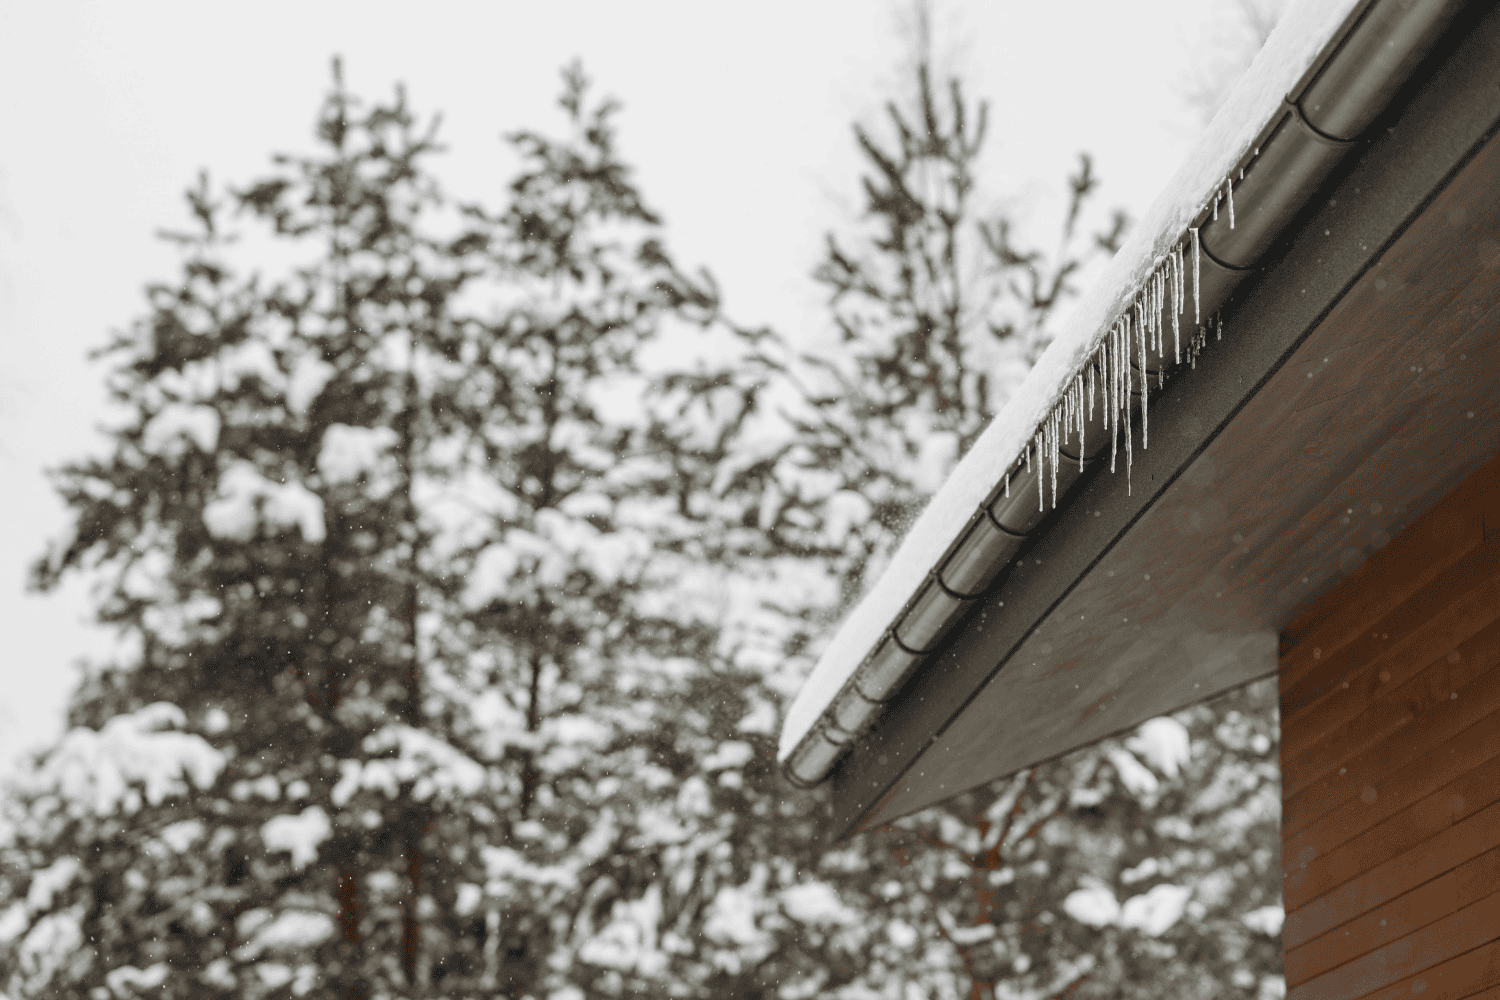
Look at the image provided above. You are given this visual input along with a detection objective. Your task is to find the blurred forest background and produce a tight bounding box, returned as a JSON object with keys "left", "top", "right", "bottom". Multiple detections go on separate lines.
{"left": 1, "top": 2, "right": 1289, "bottom": 998}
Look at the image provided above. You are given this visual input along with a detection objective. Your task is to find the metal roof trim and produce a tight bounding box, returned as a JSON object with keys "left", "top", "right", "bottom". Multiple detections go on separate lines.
{"left": 780, "top": 0, "right": 1471, "bottom": 787}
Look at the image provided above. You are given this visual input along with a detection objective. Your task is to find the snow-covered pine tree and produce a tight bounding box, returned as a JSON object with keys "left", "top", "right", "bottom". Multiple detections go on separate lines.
{"left": 643, "top": 40, "right": 1277, "bottom": 995}
{"left": 714, "top": 34, "right": 1286, "bottom": 1000}
{"left": 523, "top": 36, "right": 1130, "bottom": 1000}
{"left": 0, "top": 60, "right": 738, "bottom": 1000}
{"left": 0, "top": 51, "right": 827, "bottom": 1000}
{"left": 550, "top": 40, "right": 1133, "bottom": 1000}
{"left": 419, "top": 63, "right": 784, "bottom": 999}
{"left": 4, "top": 63, "right": 499, "bottom": 999}
{"left": 842, "top": 682, "right": 1285, "bottom": 1000}
{"left": 752, "top": 59, "right": 1123, "bottom": 615}
{"left": 0, "top": 38, "right": 1291, "bottom": 1000}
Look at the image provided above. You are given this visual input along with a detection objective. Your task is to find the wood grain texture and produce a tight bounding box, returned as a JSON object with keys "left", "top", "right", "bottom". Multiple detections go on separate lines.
{"left": 1280, "top": 455, "right": 1500, "bottom": 690}
{"left": 1283, "top": 798, "right": 1500, "bottom": 951}
{"left": 1348, "top": 939, "right": 1500, "bottom": 1000}
{"left": 1288, "top": 891, "right": 1500, "bottom": 1000}
{"left": 1285, "top": 844, "right": 1500, "bottom": 985}
{"left": 1283, "top": 650, "right": 1500, "bottom": 837}
{"left": 1280, "top": 454, "right": 1500, "bottom": 997}
{"left": 1284, "top": 750, "right": 1500, "bottom": 911}
{"left": 1282, "top": 703, "right": 1500, "bottom": 888}
{"left": 1280, "top": 535, "right": 1500, "bottom": 752}
{"left": 1282, "top": 592, "right": 1500, "bottom": 799}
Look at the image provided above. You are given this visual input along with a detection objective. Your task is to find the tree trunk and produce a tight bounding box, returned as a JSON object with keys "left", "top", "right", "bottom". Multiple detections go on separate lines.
{"left": 520, "top": 650, "right": 543, "bottom": 820}
{"left": 398, "top": 344, "right": 427, "bottom": 987}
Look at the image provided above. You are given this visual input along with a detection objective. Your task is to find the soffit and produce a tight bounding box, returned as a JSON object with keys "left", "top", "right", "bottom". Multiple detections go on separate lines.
{"left": 829, "top": 11, "right": 1500, "bottom": 836}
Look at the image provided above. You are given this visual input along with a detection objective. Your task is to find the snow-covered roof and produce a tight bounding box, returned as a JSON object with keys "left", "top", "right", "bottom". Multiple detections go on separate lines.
{"left": 779, "top": 0, "right": 1365, "bottom": 764}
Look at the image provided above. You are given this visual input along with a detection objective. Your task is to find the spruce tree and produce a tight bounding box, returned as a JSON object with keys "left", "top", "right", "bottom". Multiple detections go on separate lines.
{"left": 0, "top": 61, "right": 733, "bottom": 1000}
{"left": 425, "top": 62, "right": 762, "bottom": 999}
{"left": 4, "top": 62, "right": 491, "bottom": 1000}
{"left": 740, "top": 61, "right": 1123, "bottom": 614}
{"left": 0, "top": 37, "right": 1291, "bottom": 1000}
{"left": 716, "top": 41, "right": 1286, "bottom": 1000}
{"left": 441, "top": 64, "right": 873, "bottom": 1000}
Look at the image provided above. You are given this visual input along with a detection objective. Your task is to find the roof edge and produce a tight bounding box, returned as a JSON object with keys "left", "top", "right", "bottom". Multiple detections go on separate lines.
{"left": 779, "top": 0, "right": 1467, "bottom": 779}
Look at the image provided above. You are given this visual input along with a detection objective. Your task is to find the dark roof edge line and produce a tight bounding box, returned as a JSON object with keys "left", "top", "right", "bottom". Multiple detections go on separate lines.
{"left": 829, "top": 1, "right": 1500, "bottom": 836}
{"left": 782, "top": 0, "right": 1470, "bottom": 788}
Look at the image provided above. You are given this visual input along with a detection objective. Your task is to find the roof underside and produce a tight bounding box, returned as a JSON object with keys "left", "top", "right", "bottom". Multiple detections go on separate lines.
{"left": 829, "top": 2, "right": 1500, "bottom": 837}
{"left": 777, "top": 0, "right": 1374, "bottom": 765}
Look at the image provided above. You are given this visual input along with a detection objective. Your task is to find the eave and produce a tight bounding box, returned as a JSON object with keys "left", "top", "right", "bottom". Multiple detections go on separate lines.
{"left": 779, "top": 0, "right": 1500, "bottom": 838}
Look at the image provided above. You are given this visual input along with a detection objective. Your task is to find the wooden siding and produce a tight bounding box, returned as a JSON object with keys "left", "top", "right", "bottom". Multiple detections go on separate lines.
{"left": 1280, "top": 452, "right": 1500, "bottom": 1000}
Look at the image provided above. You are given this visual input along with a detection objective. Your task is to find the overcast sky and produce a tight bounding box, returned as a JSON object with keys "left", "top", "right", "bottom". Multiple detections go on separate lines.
{"left": 0, "top": 0, "right": 1248, "bottom": 772}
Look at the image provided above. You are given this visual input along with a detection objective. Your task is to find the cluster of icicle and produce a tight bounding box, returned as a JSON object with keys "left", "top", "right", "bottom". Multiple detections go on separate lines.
{"left": 1007, "top": 176, "right": 1238, "bottom": 511}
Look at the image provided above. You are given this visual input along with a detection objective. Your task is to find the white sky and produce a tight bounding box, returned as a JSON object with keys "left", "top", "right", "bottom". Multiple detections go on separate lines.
{"left": 0, "top": 1, "right": 1245, "bottom": 772}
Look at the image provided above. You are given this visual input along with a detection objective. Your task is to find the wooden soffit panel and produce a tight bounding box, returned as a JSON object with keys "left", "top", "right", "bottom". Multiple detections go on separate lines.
{"left": 830, "top": 8, "right": 1500, "bottom": 837}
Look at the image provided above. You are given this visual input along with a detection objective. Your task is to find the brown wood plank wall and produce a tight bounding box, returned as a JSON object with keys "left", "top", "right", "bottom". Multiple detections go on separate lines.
{"left": 1279, "top": 452, "right": 1500, "bottom": 1000}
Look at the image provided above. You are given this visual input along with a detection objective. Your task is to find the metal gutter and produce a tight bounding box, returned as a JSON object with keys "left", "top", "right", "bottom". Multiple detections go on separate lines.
{"left": 783, "top": 0, "right": 1470, "bottom": 788}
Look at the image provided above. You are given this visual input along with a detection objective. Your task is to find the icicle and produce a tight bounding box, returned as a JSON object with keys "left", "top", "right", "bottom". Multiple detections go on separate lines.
{"left": 1036, "top": 434, "right": 1044, "bottom": 512}
{"left": 1170, "top": 244, "right": 1182, "bottom": 319}
{"left": 1109, "top": 325, "right": 1119, "bottom": 473}
{"left": 1116, "top": 320, "right": 1128, "bottom": 476}
{"left": 1170, "top": 251, "right": 1178, "bottom": 364}
{"left": 1174, "top": 244, "right": 1183, "bottom": 364}
{"left": 1120, "top": 316, "right": 1128, "bottom": 450}
{"left": 1057, "top": 399, "right": 1065, "bottom": 485}
{"left": 1138, "top": 309, "right": 1149, "bottom": 452}
{"left": 1094, "top": 349, "right": 1103, "bottom": 431}
{"left": 1217, "top": 314, "right": 1223, "bottom": 341}
{"left": 1060, "top": 395, "right": 1067, "bottom": 470}
{"left": 1191, "top": 228, "right": 1201, "bottom": 324}
{"left": 1158, "top": 266, "right": 1165, "bottom": 356}
{"left": 1076, "top": 374, "right": 1086, "bottom": 470}
{"left": 1164, "top": 250, "right": 1176, "bottom": 364}
{"left": 1146, "top": 271, "right": 1154, "bottom": 358}
{"left": 1048, "top": 413, "right": 1055, "bottom": 509}
{"left": 1156, "top": 271, "right": 1163, "bottom": 359}
{"left": 1105, "top": 343, "right": 1111, "bottom": 423}
{"left": 1163, "top": 263, "right": 1170, "bottom": 352}
{"left": 1165, "top": 264, "right": 1170, "bottom": 351}
{"left": 1087, "top": 360, "right": 1095, "bottom": 423}
{"left": 1062, "top": 385, "right": 1072, "bottom": 477}
{"left": 1097, "top": 346, "right": 1106, "bottom": 431}
{"left": 1150, "top": 275, "right": 1158, "bottom": 358}
{"left": 1227, "top": 178, "right": 1235, "bottom": 230}
{"left": 1050, "top": 410, "right": 1059, "bottom": 509}
{"left": 1004, "top": 471, "right": 1010, "bottom": 497}
{"left": 1149, "top": 272, "right": 1158, "bottom": 359}
{"left": 1056, "top": 406, "right": 1063, "bottom": 502}
{"left": 1213, "top": 193, "right": 1219, "bottom": 221}
{"left": 1102, "top": 339, "right": 1109, "bottom": 433}
{"left": 1138, "top": 293, "right": 1147, "bottom": 364}
{"left": 1050, "top": 413, "right": 1062, "bottom": 509}
{"left": 1152, "top": 271, "right": 1164, "bottom": 358}
{"left": 1124, "top": 314, "right": 1133, "bottom": 496}
{"left": 1160, "top": 265, "right": 1167, "bottom": 357}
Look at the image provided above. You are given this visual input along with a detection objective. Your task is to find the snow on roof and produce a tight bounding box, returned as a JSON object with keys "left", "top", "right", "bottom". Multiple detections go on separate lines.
{"left": 779, "top": 0, "right": 1364, "bottom": 761}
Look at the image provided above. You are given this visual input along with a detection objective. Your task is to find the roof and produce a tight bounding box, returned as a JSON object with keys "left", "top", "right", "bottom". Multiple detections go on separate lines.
{"left": 779, "top": 0, "right": 1498, "bottom": 830}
